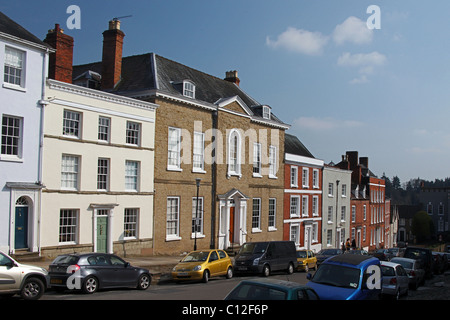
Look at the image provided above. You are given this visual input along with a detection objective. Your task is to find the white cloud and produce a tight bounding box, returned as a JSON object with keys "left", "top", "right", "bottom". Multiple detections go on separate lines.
{"left": 266, "top": 27, "right": 329, "bottom": 56}
{"left": 338, "top": 52, "right": 387, "bottom": 84}
{"left": 333, "top": 16, "right": 373, "bottom": 45}
{"left": 293, "top": 116, "right": 364, "bottom": 131}
{"left": 337, "top": 52, "right": 387, "bottom": 68}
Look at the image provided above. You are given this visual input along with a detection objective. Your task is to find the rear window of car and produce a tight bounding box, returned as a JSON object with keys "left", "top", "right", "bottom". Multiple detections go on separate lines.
{"left": 52, "top": 255, "right": 79, "bottom": 265}
{"left": 228, "top": 283, "right": 287, "bottom": 300}
{"left": 381, "top": 266, "right": 395, "bottom": 276}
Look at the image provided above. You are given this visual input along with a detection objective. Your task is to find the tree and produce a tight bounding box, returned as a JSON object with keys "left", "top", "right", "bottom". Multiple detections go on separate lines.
{"left": 392, "top": 176, "right": 401, "bottom": 190}
{"left": 411, "top": 211, "right": 434, "bottom": 242}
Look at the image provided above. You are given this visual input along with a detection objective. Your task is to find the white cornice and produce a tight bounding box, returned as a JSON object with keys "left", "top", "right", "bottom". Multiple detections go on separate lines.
{"left": 285, "top": 153, "right": 324, "bottom": 167}
{"left": 47, "top": 79, "right": 158, "bottom": 111}
{"left": 0, "top": 31, "right": 54, "bottom": 52}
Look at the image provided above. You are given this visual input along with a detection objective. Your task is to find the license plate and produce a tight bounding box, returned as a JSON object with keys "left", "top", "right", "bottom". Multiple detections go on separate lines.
{"left": 177, "top": 272, "right": 188, "bottom": 276}
{"left": 237, "top": 267, "right": 247, "bottom": 271}
{"left": 50, "top": 279, "right": 63, "bottom": 284}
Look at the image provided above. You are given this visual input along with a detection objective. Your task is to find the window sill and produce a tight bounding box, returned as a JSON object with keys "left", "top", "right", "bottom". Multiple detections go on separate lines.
{"left": 192, "top": 168, "right": 206, "bottom": 174}
{"left": 167, "top": 166, "right": 183, "bottom": 172}
{"left": 166, "top": 235, "right": 182, "bottom": 242}
{"left": 252, "top": 173, "right": 262, "bottom": 178}
{"left": 251, "top": 228, "right": 262, "bottom": 233}
{"left": 3, "top": 83, "right": 26, "bottom": 92}
{"left": 191, "top": 233, "right": 205, "bottom": 239}
{"left": 0, "top": 155, "right": 23, "bottom": 163}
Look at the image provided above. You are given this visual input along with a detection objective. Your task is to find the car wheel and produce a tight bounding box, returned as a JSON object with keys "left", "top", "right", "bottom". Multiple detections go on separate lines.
{"left": 287, "top": 263, "right": 294, "bottom": 275}
{"left": 262, "top": 265, "right": 270, "bottom": 277}
{"left": 21, "top": 277, "right": 45, "bottom": 300}
{"left": 82, "top": 276, "right": 98, "bottom": 294}
{"left": 202, "top": 270, "right": 210, "bottom": 283}
{"left": 226, "top": 267, "right": 233, "bottom": 279}
{"left": 137, "top": 274, "right": 151, "bottom": 290}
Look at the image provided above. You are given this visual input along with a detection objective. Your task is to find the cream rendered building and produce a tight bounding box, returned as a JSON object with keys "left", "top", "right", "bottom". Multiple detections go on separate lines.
{"left": 40, "top": 79, "right": 157, "bottom": 258}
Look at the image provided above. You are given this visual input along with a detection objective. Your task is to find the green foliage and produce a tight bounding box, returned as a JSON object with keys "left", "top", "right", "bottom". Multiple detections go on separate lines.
{"left": 411, "top": 211, "right": 434, "bottom": 242}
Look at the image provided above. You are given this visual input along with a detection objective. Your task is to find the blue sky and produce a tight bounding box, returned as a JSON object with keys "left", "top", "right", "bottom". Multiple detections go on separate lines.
{"left": 2, "top": 0, "right": 450, "bottom": 183}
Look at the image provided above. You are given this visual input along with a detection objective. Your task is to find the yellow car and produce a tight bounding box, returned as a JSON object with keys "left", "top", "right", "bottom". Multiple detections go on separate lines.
{"left": 296, "top": 250, "right": 317, "bottom": 272}
{"left": 171, "top": 249, "right": 233, "bottom": 283}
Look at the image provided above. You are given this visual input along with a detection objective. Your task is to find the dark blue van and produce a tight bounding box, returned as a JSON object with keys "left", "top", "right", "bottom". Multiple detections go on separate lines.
{"left": 306, "top": 254, "right": 382, "bottom": 300}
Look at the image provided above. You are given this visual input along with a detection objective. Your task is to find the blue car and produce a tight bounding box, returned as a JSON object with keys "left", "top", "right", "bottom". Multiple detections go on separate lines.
{"left": 306, "top": 254, "right": 382, "bottom": 300}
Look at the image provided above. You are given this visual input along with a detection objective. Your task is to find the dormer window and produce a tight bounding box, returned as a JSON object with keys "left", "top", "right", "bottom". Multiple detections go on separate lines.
{"left": 262, "top": 105, "right": 271, "bottom": 119}
{"left": 183, "top": 80, "right": 195, "bottom": 98}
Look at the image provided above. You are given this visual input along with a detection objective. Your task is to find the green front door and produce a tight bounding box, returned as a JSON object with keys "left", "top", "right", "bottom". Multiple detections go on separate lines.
{"left": 97, "top": 216, "right": 108, "bottom": 253}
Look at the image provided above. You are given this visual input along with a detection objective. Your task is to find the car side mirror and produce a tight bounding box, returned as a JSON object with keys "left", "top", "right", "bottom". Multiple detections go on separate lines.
{"left": 124, "top": 262, "right": 130, "bottom": 268}
{"left": 306, "top": 273, "right": 312, "bottom": 280}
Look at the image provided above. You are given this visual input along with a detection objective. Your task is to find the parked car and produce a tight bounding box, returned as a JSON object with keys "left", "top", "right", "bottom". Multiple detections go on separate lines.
{"left": 306, "top": 254, "right": 382, "bottom": 300}
{"left": 234, "top": 241, "right": 297, "bottom": 277}
{"left": 0, "top": 251, "right": 49, "bottom": 300}
{"left": 296, "top": 250, "right": 317, "bottom": 272}
{"left": 403, "top": 247, "right": 434, "bottom": 279}
{"left": 380, "top": 261, "right": 409, "bottom": 299}
{"left": 48, "top": 253, "right": 151, "bottom": 293}
{"left": 444, "top": 253, "right": 450, "bottom": 270}
{"left": 345, "top": 249, "right": 369, "bottom": 255}
{"left": 315, "top": 248, "right": 343, "bottom": 265}
{"left": 224, "top": 278, "right": 320, "bottom": 300}
{"left": 372, "top": 249, "right": 394, "bottom": 261}
{"left": 390, "top": 257, "right": 425, "bottom": 290}
{"left": 172, "top": 249, "right": 233, "bottom": 283}
{"left": 387, "top": 247, "right": 405, "bottom": 258}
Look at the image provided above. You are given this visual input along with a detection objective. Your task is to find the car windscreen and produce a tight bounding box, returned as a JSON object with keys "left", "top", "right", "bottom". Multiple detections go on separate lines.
{"left": 297, "top": 251, "right": 307, "bottom": 258}
{"left": 182, "top": 251, "right": 209, "bottom": 262}
{"left": 312, "top": 264, "right": 361, "bottom": 289}
{"left": 226, "top": 283, "right": 287, "bottom": 300}
{"left": 240, "top": 243, "right": 267, "bottom": 255}
{"left": 318, "top": 249, "right": 338, "bottom": 255}
{"left": 51, "top": 255, "right": 79, "bottom": 265}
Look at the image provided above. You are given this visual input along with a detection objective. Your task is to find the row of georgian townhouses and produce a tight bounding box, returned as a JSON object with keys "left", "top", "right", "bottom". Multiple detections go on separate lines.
{"left": 0, "top": 12, "right": 391, "bottom": 258}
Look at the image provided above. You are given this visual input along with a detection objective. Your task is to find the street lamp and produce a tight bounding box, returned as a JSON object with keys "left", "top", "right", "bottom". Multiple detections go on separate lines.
{"left": 194, "top": 178, "right": 201, "bottom": 251}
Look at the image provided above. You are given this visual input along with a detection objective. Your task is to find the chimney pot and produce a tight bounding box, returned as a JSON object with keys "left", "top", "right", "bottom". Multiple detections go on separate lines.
{"left": 224, "top": 70, "right": 240, "bottom": 86}
{"left": 101, "top": 20, "right": 125, "bottom": 90}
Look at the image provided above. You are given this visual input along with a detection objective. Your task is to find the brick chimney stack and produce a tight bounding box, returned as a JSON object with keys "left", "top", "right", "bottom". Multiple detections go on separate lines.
{"left": 44, "top": 24, "right": 74, "bottom": 83}
{"left": 224, "top": 70, "right": 240, "bottom": 86}
{"left": 101, "top": 19, "right": 125, "bottom": 90}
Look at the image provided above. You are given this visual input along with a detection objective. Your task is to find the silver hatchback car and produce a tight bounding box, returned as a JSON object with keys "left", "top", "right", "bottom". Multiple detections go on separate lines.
{"left": 380, "top": 261, "right": 409, "bottom": 300}
{"left": 0, "top": 251, "right": 49, "bottom": 300}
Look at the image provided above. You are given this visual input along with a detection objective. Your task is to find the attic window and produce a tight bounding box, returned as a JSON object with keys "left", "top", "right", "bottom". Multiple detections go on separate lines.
{"left": 183, "top": 80, "right": 195, "bottom": 99}
{"left": 262, "top": 106, "right": 271, "bottom": 119}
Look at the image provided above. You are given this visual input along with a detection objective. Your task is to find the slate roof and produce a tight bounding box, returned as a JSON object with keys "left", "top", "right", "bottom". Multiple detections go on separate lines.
{"left": 0, "top": 11, "right": 48, "bottom": 48}
{"left": 284, "top": 133, "right": 315, "bottom": 158}
{"left": 73, "top": 53, "right": 288, "bottom": 128}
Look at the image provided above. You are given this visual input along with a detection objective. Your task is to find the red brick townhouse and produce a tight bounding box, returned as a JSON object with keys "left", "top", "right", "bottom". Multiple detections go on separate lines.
{"left": 335, "top": 151, "right": 387, "bottom": 251}
{"left": 283, "top": 134, "right": 324, "bottom": 251}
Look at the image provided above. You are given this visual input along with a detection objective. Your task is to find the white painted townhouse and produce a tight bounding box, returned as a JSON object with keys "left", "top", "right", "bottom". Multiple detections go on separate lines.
{"left": 40, "top": 78, "right": 158, "bottom": 258}
{"left": 0, "top": 11, "right": 52, "bottom": 254}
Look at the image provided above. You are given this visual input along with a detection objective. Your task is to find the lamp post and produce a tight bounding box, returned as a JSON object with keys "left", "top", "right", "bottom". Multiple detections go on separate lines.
{"left": 194, "top": 178, "right": 201, "bottom": 251}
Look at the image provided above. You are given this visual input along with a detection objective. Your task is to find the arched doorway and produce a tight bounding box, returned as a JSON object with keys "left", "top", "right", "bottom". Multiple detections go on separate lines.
{"left": 15, "top": 196, "right": 29, "bottom": 250}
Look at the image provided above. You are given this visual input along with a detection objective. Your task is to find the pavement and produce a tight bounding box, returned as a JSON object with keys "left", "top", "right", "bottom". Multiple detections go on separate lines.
{"left": 14, "top": 254, "right": 184, "bottom": 285}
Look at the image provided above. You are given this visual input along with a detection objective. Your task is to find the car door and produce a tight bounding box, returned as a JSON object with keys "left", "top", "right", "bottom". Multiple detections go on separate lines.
{"left": 217, "top": 250, "right": 229, "bottom": 275}
{"left": 208, "top": 251, "right": 221, "bottom": 277}
{"left": 86, "top": 255, "right": 115, "bottom": 287}
{"left": 396, "top": 265, "right": 409, "bottom": 294}
{"left": 0, "top": 253, "right": 20, "bottom": 291}
{"left": 108, "top": 255, "right": 137, "bottom": 287}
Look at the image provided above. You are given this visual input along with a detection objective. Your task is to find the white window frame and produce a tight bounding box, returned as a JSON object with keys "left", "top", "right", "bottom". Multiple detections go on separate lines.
{"left": 4, "top": 46, "right": 25, "bottom": 88}
{"left": 302, "top": 168, "right": 309, "bottom": 188}
{"left": 268, "top": 145, "right": 277, "bottom": 178}
{"left": 183, "top": 80, "right": 195, "bottom": 98}
{"left": 192, "top": 197, "right": 204, "bottom": 238}
{"left": 166, "top": 197, "right": 181, "bottom": 241}
{"left": 1, "top": 114, "right": 23, "bottom": 160}
{"left": 262, "top": 105, "right": 271, "bottom": 119}
{"left": 328, "top": 206, "right": 333, "bottom": 223}
{"left": 124, "top": 208, "right": 139, "bottom": 239}
{"left": 268, "top": 198, "right": 277, "bottom": 231}
{"left": 193, "top": 131, "right": 205, "bottom": 173}
{"left": 328, "top": 183, "right": 334, "bottom": 197}
{"left": 290, "top": 195, "right": 300, "bottom": 218}
{"left": 302, "top": 195, "right": 309, "bottom": 217}
{"left": 63, "top": 109, "right": 82, "bottom": 138}
{"left": 59, "top": 209, "right": 78, "bottom": 244}
{"left": 252, "top": 142, "right": 262, "bottom": 177}
{"left": 312, "top": 196, "right": 319, "bottom": 216}
{"left": 227, "top": 129, "right": 241, "bottom": 178}
{"left": 312, "top": 169, "right": 319, "bottom": 188}
{"left": 252, "top": 198, "right": 261, "bottom": 232}
{"left": 126, "top": 121, "right": 141, "bottom": 146}
{"left": 290, "top": 223, "right": 300, "bottom": 247}
{"left": 97, "top": 158, "right": 110, "bottom": 191}
{"left": 61, "top": 154, "right": 80, "bottom": 190}
{"left": 125, "top": 160, "right": 139, "bottom": 191}
{"left": 168, "top": 127, "right": 182, "bottom": 171}
{"left": 290, "top": 166, "right": 298, "bottom": 188}
{"left": 98, "top": 116, "right": 110, "bottom": 142}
